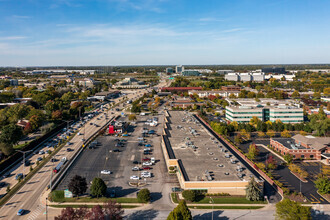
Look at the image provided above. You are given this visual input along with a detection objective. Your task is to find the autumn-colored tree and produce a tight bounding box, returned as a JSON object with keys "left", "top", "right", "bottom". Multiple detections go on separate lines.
{"left": 266, "top": 130, "right": 275, "bottom": 138}
{"left": 280, "top": 130, "right": 291, "bottom": 138}
{"left": 23, "top": 122, "right": 33, "bottom": 135}
{"left": 266, "top": 155, "right": 277, "bottom": 170}
{"left": 52, "top": 110, "right": 63, "bottom": 120}
{"left": 86, "top": 205, "right": 104, "bottom": 220}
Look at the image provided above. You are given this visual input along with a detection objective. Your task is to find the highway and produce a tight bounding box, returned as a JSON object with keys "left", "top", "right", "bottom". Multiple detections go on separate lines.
{"left": 0, "top": 78, "right": 170, "bottom": 219}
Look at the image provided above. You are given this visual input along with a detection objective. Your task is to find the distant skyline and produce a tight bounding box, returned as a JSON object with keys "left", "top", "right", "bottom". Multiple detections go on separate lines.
{"left": 0, "top": 0, "right": 330, "bottom": 66}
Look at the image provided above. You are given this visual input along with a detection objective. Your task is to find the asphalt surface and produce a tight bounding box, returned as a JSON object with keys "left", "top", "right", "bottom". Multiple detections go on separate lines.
{"left": 228, "top": 136, "right": 328, "bottom": 204}
{"left": 57, "top": 110, "right": 178, "bottom": 210}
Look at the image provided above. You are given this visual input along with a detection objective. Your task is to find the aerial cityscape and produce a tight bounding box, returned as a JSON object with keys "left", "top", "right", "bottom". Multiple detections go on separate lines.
{"left": 0, "top": 1, "right": 329, "bottom": 220}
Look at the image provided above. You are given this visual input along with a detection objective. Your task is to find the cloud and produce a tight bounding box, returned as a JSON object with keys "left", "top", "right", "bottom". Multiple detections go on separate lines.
{"left": 0, "top": 36, "right": 27, "bottom": 41}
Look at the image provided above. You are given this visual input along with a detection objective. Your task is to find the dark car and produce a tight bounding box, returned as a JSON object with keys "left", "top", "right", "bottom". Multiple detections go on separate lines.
{"left": 51, "top": 158, "right": 57, "bottom": 162}
{"left": 132, "top": 160, "right": 140, "bottom": 164}
{"left": 113, "top": 149, "right": 120, "bottom": 152}
{"left": 171, "top": 187, "right": 183, "bottom": 192}
{"left": 66, "top": 148, "right": 73, "bottom": 152}
{"left": 110, "top": 190, "right": 116, "bottom": 198}
{"left": 3, "top": 173, "right": 10, "bottom": 178}
{"left": 24, "top": 160, "right": 30, "bottom": 166}
{"left": 0, "top": 182, "right": 6, "bottom": 188}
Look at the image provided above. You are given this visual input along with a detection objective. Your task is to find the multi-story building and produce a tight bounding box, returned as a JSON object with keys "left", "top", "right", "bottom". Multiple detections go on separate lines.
{"left": 221, "top": 85, "right": 241, "bottom": 91}
{"left": 188, "top": 90, "right": 239, "bottom": 98}
{"left": 270, "top": 135, "right": 330, "bottom": 163}
{"left": 9, "top": 79, "right": 18, "bottom": 86}
{"left": 262, "top": 67, "right": 286, "bottom": 74}
{"left": 225, "top": 98, "right": 304, "bottom": 123}
{"left": 181, "top": 70, "right": 201, "bottom": 76}
{"left": 166, "top": 67, "right": 174, "bottom": 74}
{"left": 225, "top": 73, "right": 239, "bottom": 81}
{"left": 217, "top": 70, "right": 234, "bottom": 75}
{"left": 225, "top": 72, "right": 265, "bottom": 82}
{"left": 176, "top": 65, "right": 184, "bottom": 74}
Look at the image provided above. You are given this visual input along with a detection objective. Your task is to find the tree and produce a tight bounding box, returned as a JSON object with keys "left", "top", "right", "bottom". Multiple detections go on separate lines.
{"left": 182, "top": 190, "right": 196, "bottom": 202}
{"left": 314, "top": 176, "right": 330, "bottom": 195}
{"left": 245, "top": 178, "right": 262, "bottom": 201}
{"left": 103, "top": 200, "right": 124, "bottom": 220}
{"left": 257, "top": 131, "right": 265, "bottom": 137}
{"left": 0, "top": 142, "right": 14, "bottom": 156}
{"left": 234, "top": 134, "right": 242, "bottom": 144}
{"left": 137, "top": 188, "right": 150, "bottom": 203}
{"left": 23, "top": 122, "right": 33, "bottom": 135}
{"left": 247, "top": 144, "right": 259, "bottom": 161}
{"left": 167, "top": 200, "right": 192, "bottom": 220}
{"left": 128, "top": 114, "right": 137, "bottom": 121}
{"left": 0, "top": 124, "right": 23, "bottom": 145}
{"left": 275, "top": 198, "right": 311, "bottom": 220}
{"left": 68, "top": 175, "right": 87, "bottom": 197}
{"left": 266, "top": 130, "right": 275, "bottom": 138}
{"left": 90, "top": 177, "right": 107, "bottom": 198}
{"left": 283, "top": 154, "right": 293, "bottom": 164}
{"left": 291, "top": 90, "right": 300, "bottom": 99}
{"left": 55, "top": 207, "right": 76, "bottom": 220}
{"left": 52, "top": 110, "right": 63, "bottom": 120}
{"left": 266, "top": 155, "right": 277, "bottom": 170}
{"left": 280, "top": 130, "right": 291, "bottom": 138}
{"left": 86, "top": 205, "right": 104, "bottom": 220}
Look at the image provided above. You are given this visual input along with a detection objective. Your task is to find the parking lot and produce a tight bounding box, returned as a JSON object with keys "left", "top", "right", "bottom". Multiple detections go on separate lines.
{"left": 230, "top": 136, "right": 328, "bottom": 204}
{"left": 57, "top": 113, "right": 176, "bottom": 199}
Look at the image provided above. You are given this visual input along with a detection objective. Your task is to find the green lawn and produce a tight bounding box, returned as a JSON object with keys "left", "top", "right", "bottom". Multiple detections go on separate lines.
{"left": 188, "top": 206, "right": 265, "bottom": 210}
{"left": 193, "top": 196, "right": 267, "bottom": 204}
{"left": 171, "top": 193, "right": 179, "bottom": 203}
{"left": 50, "top": 191, "right": 140, "bottom": 203}
{"left": 50, "top": 204, "right": 138, "bottom": 209}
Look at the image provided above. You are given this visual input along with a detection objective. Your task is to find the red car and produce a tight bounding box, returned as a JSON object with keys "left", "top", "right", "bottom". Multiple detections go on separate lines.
{"left": 143, "top": 166, "right": 152, "bottom": 170}
{"left": 142, "top": 158, "right": 150, "bottom": 161}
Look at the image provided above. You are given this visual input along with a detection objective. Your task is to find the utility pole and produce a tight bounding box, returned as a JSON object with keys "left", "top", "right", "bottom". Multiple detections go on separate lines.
{"left": 16, "top": 149, "right": 33, "bottom": 180}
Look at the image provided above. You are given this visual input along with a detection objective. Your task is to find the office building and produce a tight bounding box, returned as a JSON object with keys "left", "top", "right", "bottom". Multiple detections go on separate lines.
{"left": 262, "top": 67, "right": 286, "bottom": 74}
{"left": 217, "top": 70, "right": 234, "bottom": 75}
{"left": 176, "top": 65, "right": 184, "bottom": 74}
{"left": 181, "top": 70, "right": 201, "bottom": 76}
{"left": 166, "top": 67, "right": 174, "bottom": 74}
{"left": 225, "top": 98, "right": 304, "bottom": 123}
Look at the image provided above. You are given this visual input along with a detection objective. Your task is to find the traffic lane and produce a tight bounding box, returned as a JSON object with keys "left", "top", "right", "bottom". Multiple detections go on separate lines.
{"left": 0, "top": 112, "right": 116, "bottom": 219}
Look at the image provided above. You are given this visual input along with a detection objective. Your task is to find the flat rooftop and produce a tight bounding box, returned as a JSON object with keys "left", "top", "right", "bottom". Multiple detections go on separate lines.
{"left": 272, "top": 138, "right": 307, "bottom": 150}
{"left": 226, "top": 98, "right": 300, "bottom": 108}
{"left": 166, "top": 111, "right": 254, "bottom": 182}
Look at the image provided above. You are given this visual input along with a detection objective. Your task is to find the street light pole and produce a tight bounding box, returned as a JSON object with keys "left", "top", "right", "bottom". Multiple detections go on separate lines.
{"left": 16, "top": 149, "right": 33, "bottom": 180}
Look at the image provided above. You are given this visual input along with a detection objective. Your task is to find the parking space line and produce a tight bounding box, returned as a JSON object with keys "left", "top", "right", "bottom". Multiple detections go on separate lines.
{"left": 130, "top": 155, "right": 135, "bottom": 161}
{"left": 310, "top": 194, "right": 320, "bottom": 203}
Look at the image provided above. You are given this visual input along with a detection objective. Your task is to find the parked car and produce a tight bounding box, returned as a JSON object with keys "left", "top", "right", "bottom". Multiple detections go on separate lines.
{"left": 142, "top": 158, "right": 150, "bottom": 161}
{"left": 130, "top": 175, "right": 139, "bottom": 180}
{"left": 143, "top": 166, "right": 152, "bottom": 170}
{"left": 132, "top": 167, "right": 140, "bottom": 171}
{"left": 66, "top": 148, "right": 73, "bottom": 152}
{"left": 171, "top": 187, "right": 183, "bottom": 192}
{"left": 15, "top": 173, "right": 23, "bottom": 180}
{"left": 101, "top": 170, "right": 111, "bottom": 175}
{"left": 36, "top": 157, "right": 43, "bottom": 162}
{"left": 132, "top": 160, "right": 140, "bottom": 164}
{"left": 143, "top": 162, "right": 152, "bottom": 166}
{"left": 113, "top": 149, "right": 120, "bottom": 152}
{"left": 39, "top": 150, "right": 45, "bottom": 155}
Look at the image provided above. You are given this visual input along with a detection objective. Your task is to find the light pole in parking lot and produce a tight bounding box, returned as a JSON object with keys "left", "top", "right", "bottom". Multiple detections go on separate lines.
{"left": 16, "top": 149, "right": 33, "bottom": 180}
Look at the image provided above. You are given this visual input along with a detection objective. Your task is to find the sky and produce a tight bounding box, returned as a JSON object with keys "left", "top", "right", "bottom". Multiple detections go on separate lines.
{"left": 0, "top": 0, "right": 330, "bottom": 66}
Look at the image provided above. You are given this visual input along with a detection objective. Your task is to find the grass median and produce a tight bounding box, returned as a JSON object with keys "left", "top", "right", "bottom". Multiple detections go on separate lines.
{"left": 188, "top": 206, "right": 265, "bottom": 210}
{"left": 50, "top": 190, "right": 140, "bottom": 204}
{"left": 171, "top": 193, "right": 267, "bottom": 204}
{"left": 50, "top": 204, "right": 139, "bottom": 209}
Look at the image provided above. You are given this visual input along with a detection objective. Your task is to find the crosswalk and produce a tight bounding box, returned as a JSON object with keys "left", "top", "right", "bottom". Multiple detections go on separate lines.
{"left": 27, "top": 204, "right": 45, "bottom": 220}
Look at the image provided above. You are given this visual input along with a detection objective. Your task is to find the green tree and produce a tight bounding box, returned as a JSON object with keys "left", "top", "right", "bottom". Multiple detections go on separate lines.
{"left": 280, "top": 130, "right": 291, "bottom": 138}
{"left": 128, "top": 114, "right": 137, "bottom": 121}
{"left": 0, "top": 124, "right": 23, "bottom": 145}
{"left": 90, "top": 177, "right": 107, "bottom": 198}
{"left": 291, "top": 90, "right": 300, "bottom": 99}
{"left": 167, "top": 200, "right": 192, "bottom": 220}
{"left": 247, "top": 144, "right": 259, "bottom": 161}
{"left": 246, "top": 178, "right": 262, "bottom": 201}
{"left": 0, "top": 142, "right": 14, "bottom": 156}
{"left": 283, "top": 154, "right": 293, "bottom": 164}
{"left": 137, "top": 188, "right": 150, "bottom": 203}
{"left": 275, "top": 198, "right": 311, "bottom": 220}
{"left": 182, "top": 190, "right": 196, "bottom": 202}
{"left": 314, "top": 176, "right": 330, "bottom": 195}
{"left": 68, "top": 175, "right": 87, "bottom": 197}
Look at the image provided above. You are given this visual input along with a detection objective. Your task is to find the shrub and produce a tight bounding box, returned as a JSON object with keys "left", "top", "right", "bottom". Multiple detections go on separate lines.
{"left": 182, "top": 190, "right": 196, "bottom": 202}
{"left": 137, "top": 188, "right": 150, "bottom": 203}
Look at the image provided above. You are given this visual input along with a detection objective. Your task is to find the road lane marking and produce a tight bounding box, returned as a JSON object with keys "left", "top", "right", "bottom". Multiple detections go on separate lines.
{"left": 309, "top": 194, "right": 320, "bottom": 203}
